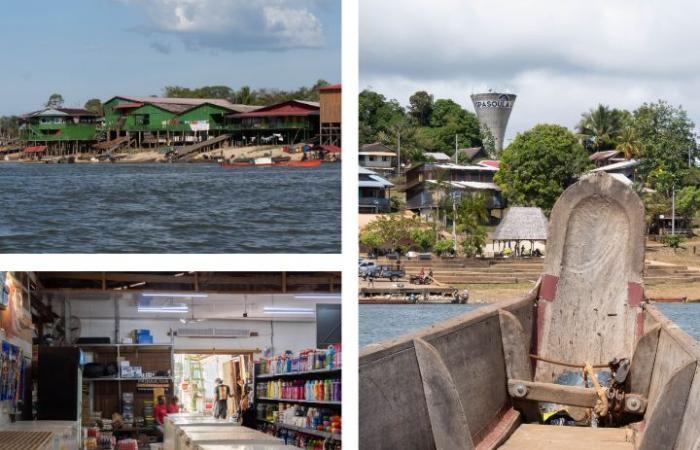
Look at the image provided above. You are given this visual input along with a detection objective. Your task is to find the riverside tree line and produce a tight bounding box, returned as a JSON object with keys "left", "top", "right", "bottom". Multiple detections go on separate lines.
{"left": 359, "top": 89, "right": 700, "bottom": 255}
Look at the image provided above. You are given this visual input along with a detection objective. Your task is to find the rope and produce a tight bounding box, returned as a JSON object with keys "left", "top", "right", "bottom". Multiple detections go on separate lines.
{"left": 529, "top": 354, "right": 609, "bottom": 369}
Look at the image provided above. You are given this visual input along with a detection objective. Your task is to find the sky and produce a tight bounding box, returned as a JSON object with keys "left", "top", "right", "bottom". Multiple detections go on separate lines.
{"left": 360, "top": 0, "right": 700, "bottom": 144}
{"left": 0, "top": 0, "right": 340, "bottom": 115}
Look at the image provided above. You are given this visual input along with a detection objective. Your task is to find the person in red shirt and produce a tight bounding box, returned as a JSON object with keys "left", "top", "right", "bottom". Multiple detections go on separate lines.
{"left": 154, "top": 395, "right": 168, "bottom": 425}
{"left": 167, "top": 395, "right": 180, "bottom": 414}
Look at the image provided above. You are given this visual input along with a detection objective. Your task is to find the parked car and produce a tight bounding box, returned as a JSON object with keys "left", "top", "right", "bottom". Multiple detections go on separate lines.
{"left": 363, "top": 265, "right": 406, "bottom": 282}
{"left": 358, "top": 260, "right": 377, "bottom": 276}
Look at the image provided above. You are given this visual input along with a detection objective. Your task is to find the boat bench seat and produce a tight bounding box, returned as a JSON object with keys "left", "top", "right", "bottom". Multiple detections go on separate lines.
{"left": 499, "top": 424, "right": 634, "bottom": 450}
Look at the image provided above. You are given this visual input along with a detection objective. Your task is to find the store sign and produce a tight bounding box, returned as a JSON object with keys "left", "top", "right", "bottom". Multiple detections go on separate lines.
{"left": 474, "top": 94, "right": 513, "bottom": 109}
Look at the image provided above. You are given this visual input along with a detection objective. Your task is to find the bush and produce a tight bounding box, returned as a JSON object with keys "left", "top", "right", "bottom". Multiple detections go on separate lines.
{"left": 410, "top": 228, "right": 435, "bottom": 252}
{"left": 434, "top": 239, "right": 454, "bottom": 256}
{"left": 663, "top": 234, "right": 683, "bottom": 249}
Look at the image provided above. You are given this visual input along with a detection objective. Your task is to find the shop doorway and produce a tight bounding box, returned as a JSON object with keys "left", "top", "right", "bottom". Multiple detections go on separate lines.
{"left": 173, "top": 350, "right": 256, "bottom": 418}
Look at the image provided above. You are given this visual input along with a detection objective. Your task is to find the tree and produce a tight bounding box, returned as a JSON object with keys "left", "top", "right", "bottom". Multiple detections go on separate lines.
{"left": 616, "top": 126, "right": 641, "bottom": 160}
{"left": 676, "top": 186, "right": 700, "bottom": 221}
{"left": 632, "top": 101, "right": 698, "bottom": 189}
{"left": 360, "top": 214, "right": 422, "bottom": 253}
{"left": 84, "top": 98, "right": 103, "bottom": 116}
{"left": 576, "top": 104, "right": 626, "bottom": 151}
{"left": 0, "top": 116, "right": 20, "bottom": 138}
{"left": 46, "top": 93, "right": 64, "bottom": 108}
{"left": 455, "top": 193, "right": 489, "bottom": 257}
{"left": 410, "top": 228, "right": 435, "bottom": 252}
{"left": 495, "top": 124, "right": 591, "bottom": 213}
{"left": 408, "top": 91, "right": 434, "bottom": 126}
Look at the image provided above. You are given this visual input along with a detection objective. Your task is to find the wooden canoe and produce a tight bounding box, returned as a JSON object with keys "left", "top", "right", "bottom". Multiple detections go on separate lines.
{"left": 359, "top": 172, "right": 700, "bottom": 450}
{"left": 219, "top": 159, "right": 322, "bottom": 168}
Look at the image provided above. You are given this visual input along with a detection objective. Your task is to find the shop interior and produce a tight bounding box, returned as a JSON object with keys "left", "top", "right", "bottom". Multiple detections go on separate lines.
{"left": 0, "top": 271, "right": 341, "bottom": 450}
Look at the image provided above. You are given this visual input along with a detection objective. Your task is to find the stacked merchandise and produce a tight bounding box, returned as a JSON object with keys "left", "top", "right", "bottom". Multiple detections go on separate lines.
{"left": 257, "top": 378, "right": 341, "bottom": 402}
{"left": 116, "top": 438, "right": 138, "bottom": 450}
{"left": 121, "top": 393, "right": 134, "bottom": 426}
{"left": 259, "top": 403, "right": 341, "bottom": 437}
{"left": 259, "top": 422, "right": 341, "bottom": 450}
{"left": 258, "top": 345, "right": 341, "bottom": 375}
{"left": 143, "top": 400, "right": 155, "bottom": 428}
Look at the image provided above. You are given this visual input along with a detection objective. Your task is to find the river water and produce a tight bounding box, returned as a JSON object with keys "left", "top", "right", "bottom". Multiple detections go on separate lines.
{"left": 0, "top": 163, "right": 340, "bottom": 253}
{"left": 359, "top": 303, "right": 700, "bottom": 348}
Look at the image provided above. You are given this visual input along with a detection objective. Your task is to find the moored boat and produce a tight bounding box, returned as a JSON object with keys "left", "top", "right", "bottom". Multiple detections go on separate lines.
{"left": 219, "top": 158, "right": 322, "bottom": 168}
{"left": 360, "top": 172, "right": 700, "bottom": 450}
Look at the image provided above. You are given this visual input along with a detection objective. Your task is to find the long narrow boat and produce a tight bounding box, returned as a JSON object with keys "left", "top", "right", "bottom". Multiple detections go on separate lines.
{"left": 360, "top": 172, "right": 700, "bottom": 450}
{"left": 219, "top": 159, "right": 322, "bottom": 168}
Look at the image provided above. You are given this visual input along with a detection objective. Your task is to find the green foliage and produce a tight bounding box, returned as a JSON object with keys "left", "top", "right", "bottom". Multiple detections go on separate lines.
{"left": 361, "top": 214, "right": 422, "bottom": 252}
{"left": 46, "top": 93, "right": 64, "bottom": 108}
{"left": 676, "top": 186, "right": 700, "bottom": 220}
{"left": 642, "top": 191, "right": 670, "bottom": 231}
{"left": 162, "top": 80, "right": 329, "bottom": 106}
{"left": 633, "top": 101, "right": 697, "bottom": 189}
{"left": 410, "top": 228, "right": 436, "bottom": 251}
{"left": 409, "top": 91, "right": 434, "bottom": 126}
{"left": 461, "top": 229, "right": 486, "bottom": 257}
{"left": 84, "top": 98, "right": 103, "bottom": 116}
{"left": 359, "top": 230, "right": 385, "bottom": 250}
{"left": 359, "top": 89, "right": 482, "bottom": 161}
{"left": 0, "top": 116, "right": 20, "bottom": 138}
{"left": 433, "top": 239, "right": 454, "bottom": 255}
{"left": 663, "top": 234, "right": 683, "bottom": 249}
{"left": 576, "top": 104, "right": 628, "bottom": 151}
{"left": 495, "top": 124, "right": 591, "bottom": 213}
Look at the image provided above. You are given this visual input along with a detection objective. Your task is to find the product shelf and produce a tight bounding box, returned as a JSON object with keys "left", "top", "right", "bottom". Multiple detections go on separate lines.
{"left": 257, "top": 397, "right": 341, "bottom": 407}
{"left": 256, "top": 367, "right": 341, "bottom": 380}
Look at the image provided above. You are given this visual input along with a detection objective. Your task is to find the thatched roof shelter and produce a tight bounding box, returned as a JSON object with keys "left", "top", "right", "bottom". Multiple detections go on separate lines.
{"left": 492, "top": 207, "right": 548, "bottom": 241}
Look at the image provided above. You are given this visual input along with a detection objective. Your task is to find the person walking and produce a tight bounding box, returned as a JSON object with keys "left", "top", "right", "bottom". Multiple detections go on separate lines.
{"left": 214, "top": 378, "right": 232, "bottom": 419}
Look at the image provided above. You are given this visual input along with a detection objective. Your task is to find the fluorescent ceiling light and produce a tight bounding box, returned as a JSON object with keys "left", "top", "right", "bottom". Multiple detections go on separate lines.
{"left": 293, "top": 295, "right": 342, "bottom": 300}
{"left": 137, "top": 306, "right": 189, "bottom": 314}
{"left": 263, "top": 307, "right": 315, "bottom": 315}
{"left": 141, "top": 293, "right": 208, "bottom": 298}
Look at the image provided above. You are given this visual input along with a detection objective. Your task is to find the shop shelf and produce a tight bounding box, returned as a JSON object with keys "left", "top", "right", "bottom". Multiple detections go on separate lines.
{"left": 257, "top": 397, "right": 341, "bottom": 407}
{"left": 255, "top": 367, "right": 341, "bottom": 380}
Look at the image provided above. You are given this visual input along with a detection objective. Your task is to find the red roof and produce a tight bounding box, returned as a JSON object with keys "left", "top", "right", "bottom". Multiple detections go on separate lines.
{"left": 320, "top": 84, "right": 341, "bottom": 91}
{"left": 24, "top": 145, "right": 47, "bottom": 153}
{"left": 478, "top": 160, "right": 500, "bottom": 169}
{"left": 231, "top": 100, "right": 320, "bottom": 118}
{"left": 319, "top": 144, "right": 341, "bottom": 153}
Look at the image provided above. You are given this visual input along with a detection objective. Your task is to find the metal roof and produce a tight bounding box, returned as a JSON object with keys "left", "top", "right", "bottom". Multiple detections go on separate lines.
{"left": 425, "top": 152, "right": 451, "bottom": 161}
{"left": 590, "top": 159, "right": 640, "bottom": 172}
{"left": 434, "top": 163, "right": 499, "bottom": 172}
{"left": 428, "top": 180, "right": 500, "bottom": 191}
{"left": 360, "top": 142, "right": 396, "bottom": 154}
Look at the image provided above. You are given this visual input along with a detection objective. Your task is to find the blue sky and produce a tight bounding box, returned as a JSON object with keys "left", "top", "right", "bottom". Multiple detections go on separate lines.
{"left": 0, "top": 0, "right": 340, "bottom": 115}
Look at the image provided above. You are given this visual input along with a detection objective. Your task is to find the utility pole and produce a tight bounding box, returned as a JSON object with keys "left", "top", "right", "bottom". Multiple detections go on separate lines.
{"left": 396, "top": 128, "right": 401, "bottom": 176}
{"left": 671, "top": 183, "right": 676, "bottom": 235}
{"left": 454, "top": 134, "right": 458, "bottom": 164}
{"left": 452, "top": 191, "right": 457, "bottom": 254}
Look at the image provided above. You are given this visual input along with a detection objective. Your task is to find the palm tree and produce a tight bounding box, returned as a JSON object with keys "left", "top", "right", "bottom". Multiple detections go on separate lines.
{"left": 576, "top": 104, "right": 623, "bottom": 151}
{"left": 616, "top": 127, "right": 642, "bottom": 160}
{"left": 428, "top": 168, "right": 454, "bottom": 235}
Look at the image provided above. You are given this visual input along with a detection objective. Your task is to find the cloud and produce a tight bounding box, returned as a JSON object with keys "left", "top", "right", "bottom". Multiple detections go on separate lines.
{"left": 119, "top": 0, "right": 325, "bottom": 52}
{"left": 149, "top": 40, "right": 172, "bottom": 54}
{"left": 360, "top": 0, "right": 700, "bottom": 140}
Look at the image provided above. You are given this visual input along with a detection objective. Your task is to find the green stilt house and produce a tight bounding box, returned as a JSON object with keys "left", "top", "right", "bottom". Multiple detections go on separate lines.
{"left": 19, "top": 108, "right": 100, "bottom": 156}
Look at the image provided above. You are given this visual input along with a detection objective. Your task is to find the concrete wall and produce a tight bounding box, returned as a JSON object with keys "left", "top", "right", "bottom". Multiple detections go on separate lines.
{"left": 359, "top": 293, "right": 535, "bottom": 449}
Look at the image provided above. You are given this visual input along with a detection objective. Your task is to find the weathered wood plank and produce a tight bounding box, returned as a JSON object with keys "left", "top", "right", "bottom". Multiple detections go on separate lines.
{"left": 500, "top": 424, "right": 633, "bottom": 450}
{"left": 507, "top": 379, "right": 597, "bottom": 407}
{"left": 629, "top": 324, "right": 660, "bottom": 396}
{"left": 639, "top": 360, "right": 697, "bottom": 450}
{"left": 414, "top": 337, "right": 474, "bottom": 450}
{"left": 499, "top": 310, "right": 532, "bottom": 381}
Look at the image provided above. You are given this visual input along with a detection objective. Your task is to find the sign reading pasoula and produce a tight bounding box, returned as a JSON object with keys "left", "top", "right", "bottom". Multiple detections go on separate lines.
{"left": 474, "top": 94, "right": 514, "bottom": 109}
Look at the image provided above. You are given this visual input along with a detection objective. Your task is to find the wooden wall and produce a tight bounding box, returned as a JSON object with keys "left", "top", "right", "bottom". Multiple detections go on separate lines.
{"left": 320, "top": 90, "right": 341, "bottom": 124}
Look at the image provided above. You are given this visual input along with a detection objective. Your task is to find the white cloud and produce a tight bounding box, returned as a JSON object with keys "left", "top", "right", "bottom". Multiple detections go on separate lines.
{"left": 360, "top": 0, "right": 700, "bottom": 139}
{"left": 120, "top": 0, "right": 325, "bottom": 51}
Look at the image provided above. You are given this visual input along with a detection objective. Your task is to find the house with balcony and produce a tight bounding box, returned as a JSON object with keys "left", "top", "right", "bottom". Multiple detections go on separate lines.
{"left": 226, "top": 99, "right": 320, "bottom": 145}
{"left": 19, "top": 107, "right": 100, "bottom": 153}
{"left": 359, "top": 142, "right": 397, "bottom": 175}
{"left": 102, "top": 96, "right": 258, "bottom": 145}
{"left": 359, "top": 167, "right": 394, "bottom": 213}
{"left": 403, "top": 162, "right": 505, "bottom": 223}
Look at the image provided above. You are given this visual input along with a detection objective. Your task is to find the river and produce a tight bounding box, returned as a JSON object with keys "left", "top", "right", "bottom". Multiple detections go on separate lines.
{"left": 0, "top": 163, "right": 340, "bottom": 253}
{"left": 359, "top": 303, "right": 700, "bottom": 348}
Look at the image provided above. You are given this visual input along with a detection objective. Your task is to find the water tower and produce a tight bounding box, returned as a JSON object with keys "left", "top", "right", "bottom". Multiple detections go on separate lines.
{"left": 470, "top": 92, "right": 516, "bottom": 152}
